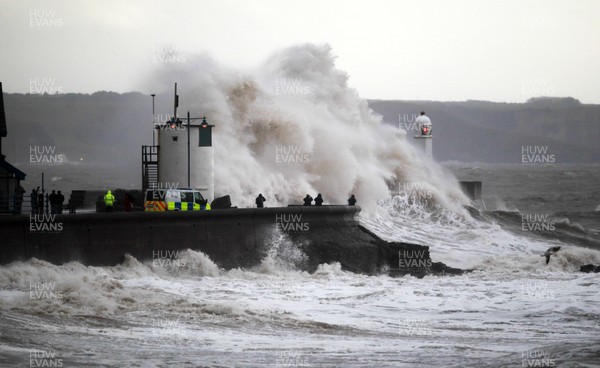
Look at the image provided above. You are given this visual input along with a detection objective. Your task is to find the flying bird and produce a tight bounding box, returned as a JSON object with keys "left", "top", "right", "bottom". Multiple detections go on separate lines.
{"left": 542, "top": 246, "right": 561, "bottom": 265}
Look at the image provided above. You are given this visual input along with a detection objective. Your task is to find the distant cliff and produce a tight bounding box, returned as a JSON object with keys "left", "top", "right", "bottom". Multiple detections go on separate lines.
{"left": 3, "top": 91, "right": 150, "bottom": 167}
{"left": 2, "top": 93, "right": 598, "bottom": 191}
{"left": 368, "top": 97, "right": 600, "bottom": 163}
{"left": 2, "top": 91, "right": 158, "bottom": 190}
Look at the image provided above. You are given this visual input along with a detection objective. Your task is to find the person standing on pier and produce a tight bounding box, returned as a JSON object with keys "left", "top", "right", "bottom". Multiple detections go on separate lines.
{"left": 124, "top": 193, "right": 133, "bottom": 212}
{"left": 314, "top": 194, "right": 323, "bottom": 206}
{"left": 303, "top": 194, "right": 313, "bottom": 206}
{"left": 14, "top": 185, "right": 25, "bottom": 214}
{"left": 57, "top": 191, "right": 65, "bottom": 214}
{"left": 348, "top": 195, "right": 357, "bottom": 206}
{"left": 104, "top": 190, "right": 115, "bottom": 213}
{"left": 49, "top": 190, "right": 58, "bottom": 214}
{"left": 30, "top": 189, "right": 38, "bottom": 214}
{"left": 37, "top": 190, "right": 44, "bottom": 214}
{"left": 255, "top": 194, "right": 266, "bottom": 208}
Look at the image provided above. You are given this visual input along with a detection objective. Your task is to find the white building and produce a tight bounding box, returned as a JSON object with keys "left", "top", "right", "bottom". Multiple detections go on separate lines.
{"left": 157, "top": 117, "right": 215, "bottom": 201}
{"left": 413, "top": 111, "right": 433, "bottom": 159}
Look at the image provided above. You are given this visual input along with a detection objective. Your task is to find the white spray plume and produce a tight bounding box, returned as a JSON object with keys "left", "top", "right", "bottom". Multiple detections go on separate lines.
{"left": 149, "top": 44, "right": 469, "bottom": 213}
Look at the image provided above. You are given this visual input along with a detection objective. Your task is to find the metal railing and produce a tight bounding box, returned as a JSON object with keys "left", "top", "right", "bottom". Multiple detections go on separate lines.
{"left": 0, "top": 194, "right": 66, "bottom": 215}
{"left": 142, "top": 145, "right": 159, "bottom": 192}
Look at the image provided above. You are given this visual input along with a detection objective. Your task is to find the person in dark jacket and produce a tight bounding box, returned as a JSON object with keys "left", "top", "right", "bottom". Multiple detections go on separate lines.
{"left": 303, "top": 194, "right": 313, "bottom": 206}
{"left": 314, "top": 194, "right": 323, "bottom": 206}
{"left": 30, "top": 189, "right": 38, "bottom": 214}
{"left": 49, "top": 190, "right": 58, "bottom": 214}
{"left": 348, "top": 194, "right": 357, "bottom": 206}
{"left": 14, "top": 185, "right": 25, "bottom": 214}
{"left": 38, "top": 190, "right": 44, "bottom": 214}
{"left": 124, "top": 193, "right": 133, "bottom": 212}
{"left": 255, "top": 194, "right": 266, "bottom": 208}
{"left": 57, "top": 191, "right": 65, "bottom": 214}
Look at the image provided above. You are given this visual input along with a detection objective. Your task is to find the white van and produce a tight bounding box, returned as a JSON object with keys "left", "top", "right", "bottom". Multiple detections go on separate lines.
{"left": 144, "top": 189, "right": 210, "bottom": 211}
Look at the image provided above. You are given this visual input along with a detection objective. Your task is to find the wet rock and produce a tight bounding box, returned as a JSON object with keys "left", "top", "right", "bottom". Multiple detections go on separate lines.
{"left": 289, "top": 223, "right": 466, "bottom": 278}
{"left": 580, "top": 264, "right": 600, "bottom": 273}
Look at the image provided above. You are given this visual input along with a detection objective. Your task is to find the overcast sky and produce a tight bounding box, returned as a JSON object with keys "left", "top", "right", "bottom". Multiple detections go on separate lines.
{"left": 1, "top": 0, "right": 599, "bottom": 103}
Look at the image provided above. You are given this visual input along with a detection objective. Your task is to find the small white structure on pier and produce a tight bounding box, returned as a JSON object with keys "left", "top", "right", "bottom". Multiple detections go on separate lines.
{"left": 413, "top": 111, "right": 432, "bottom": 159}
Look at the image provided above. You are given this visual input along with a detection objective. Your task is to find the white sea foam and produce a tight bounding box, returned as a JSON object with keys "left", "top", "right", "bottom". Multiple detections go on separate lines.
{"left": 1, "top": 231, "right": 599, "bottom": 367}
{"left": 360, "top": 195, "right": 600, "bottom": 271}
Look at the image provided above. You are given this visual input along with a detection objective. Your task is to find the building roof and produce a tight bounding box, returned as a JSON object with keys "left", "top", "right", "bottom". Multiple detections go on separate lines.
{"left": 0, "top": 82, "right": 6, "bottom": 137}
{"left": 0, "top": 159, "right": 26, "bottom": 180}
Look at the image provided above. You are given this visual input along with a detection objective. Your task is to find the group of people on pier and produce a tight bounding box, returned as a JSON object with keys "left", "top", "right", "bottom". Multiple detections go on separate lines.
{"left": 255, "top": 193, "right": 356, "bottom": 208}
{"left": 29, "top": 188, "right": 65, "bottom": 214}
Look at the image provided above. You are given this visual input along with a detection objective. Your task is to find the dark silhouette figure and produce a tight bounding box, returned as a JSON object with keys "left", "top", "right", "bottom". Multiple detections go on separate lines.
{"left": 30, "top": 189, "right": 38, "bottom": 214}
{"left": 14, "top": 185, "right": 25, "bottom": 214}
{"left": 303, "top": 194, "right": 313, "bottom": 206}
{"left": 255, "top": 194, "right": 266, "bottom": 208}
{"left": 348, "top": 195, "right": 357, "bottom": 206}
{"left": 57, "top": 191, "right": 65, "bottom": 214}
{"left": 124, "top": 193, "right": 133, "bottom": 212}
{"left": 314, "top": 194, "right": 323, "bottom": 206}
{"left": 49, "top": 190, "right": 58, "bottom": 214}
{"left": 37, "top": 190, "right": 44, "bottom": 215}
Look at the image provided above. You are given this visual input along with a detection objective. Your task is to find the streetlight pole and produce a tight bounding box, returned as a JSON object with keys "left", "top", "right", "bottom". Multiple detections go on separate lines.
{"left": 151, "top": 94, "right": 156, "bottom": 146}
{"left": 180, "top": 115, "right": 212, "bottom": 191}
{"left": 187, "top": 111, "right": 190, "bottom": 188}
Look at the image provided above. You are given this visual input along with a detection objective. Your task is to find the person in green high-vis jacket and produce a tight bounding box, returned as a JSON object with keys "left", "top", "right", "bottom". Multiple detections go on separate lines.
{"left": 104, "top": 190, "right": 115, "bottom": 213}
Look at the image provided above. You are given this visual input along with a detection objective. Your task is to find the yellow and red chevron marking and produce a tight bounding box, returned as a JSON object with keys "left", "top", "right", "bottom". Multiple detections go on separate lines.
{"left": 144, "top": 201, "right": 166, "bottom": 212}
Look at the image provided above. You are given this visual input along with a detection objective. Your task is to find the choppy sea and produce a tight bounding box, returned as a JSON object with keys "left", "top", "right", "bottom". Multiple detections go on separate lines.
{"left": 1, "top": 163, "right": 599, "bottom": 367}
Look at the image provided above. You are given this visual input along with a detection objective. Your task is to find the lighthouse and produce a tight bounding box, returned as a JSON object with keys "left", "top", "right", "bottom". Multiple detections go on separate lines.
{"left": 157, "top": 116, "right": 214, "bottom": 201}
{"left": 413, "top": 111, "right": 432, "bottom": 159}
{"left": 143, "top": 83, "right": 215, "bottom": 202}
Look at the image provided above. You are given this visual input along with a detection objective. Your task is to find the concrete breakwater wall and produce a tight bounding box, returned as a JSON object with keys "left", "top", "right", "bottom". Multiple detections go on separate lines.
{"left": 0, "top": 206, "right": 462, "bottom": 276}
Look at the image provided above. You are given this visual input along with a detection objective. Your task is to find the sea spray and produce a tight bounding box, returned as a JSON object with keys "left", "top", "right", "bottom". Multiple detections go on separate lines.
{"left": 148, "top": 249, "right": 220, "bottom": 277}
{"left": 258, "top": 228, "right": 308, "bottom": 274}
{"left": 148, "top": 44, "right": 470, "bottom": 212}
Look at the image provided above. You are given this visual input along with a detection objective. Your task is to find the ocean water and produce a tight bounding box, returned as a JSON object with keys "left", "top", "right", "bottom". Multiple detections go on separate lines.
{"left": 1, "top": 163, "right": 600, "bottom": 367}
